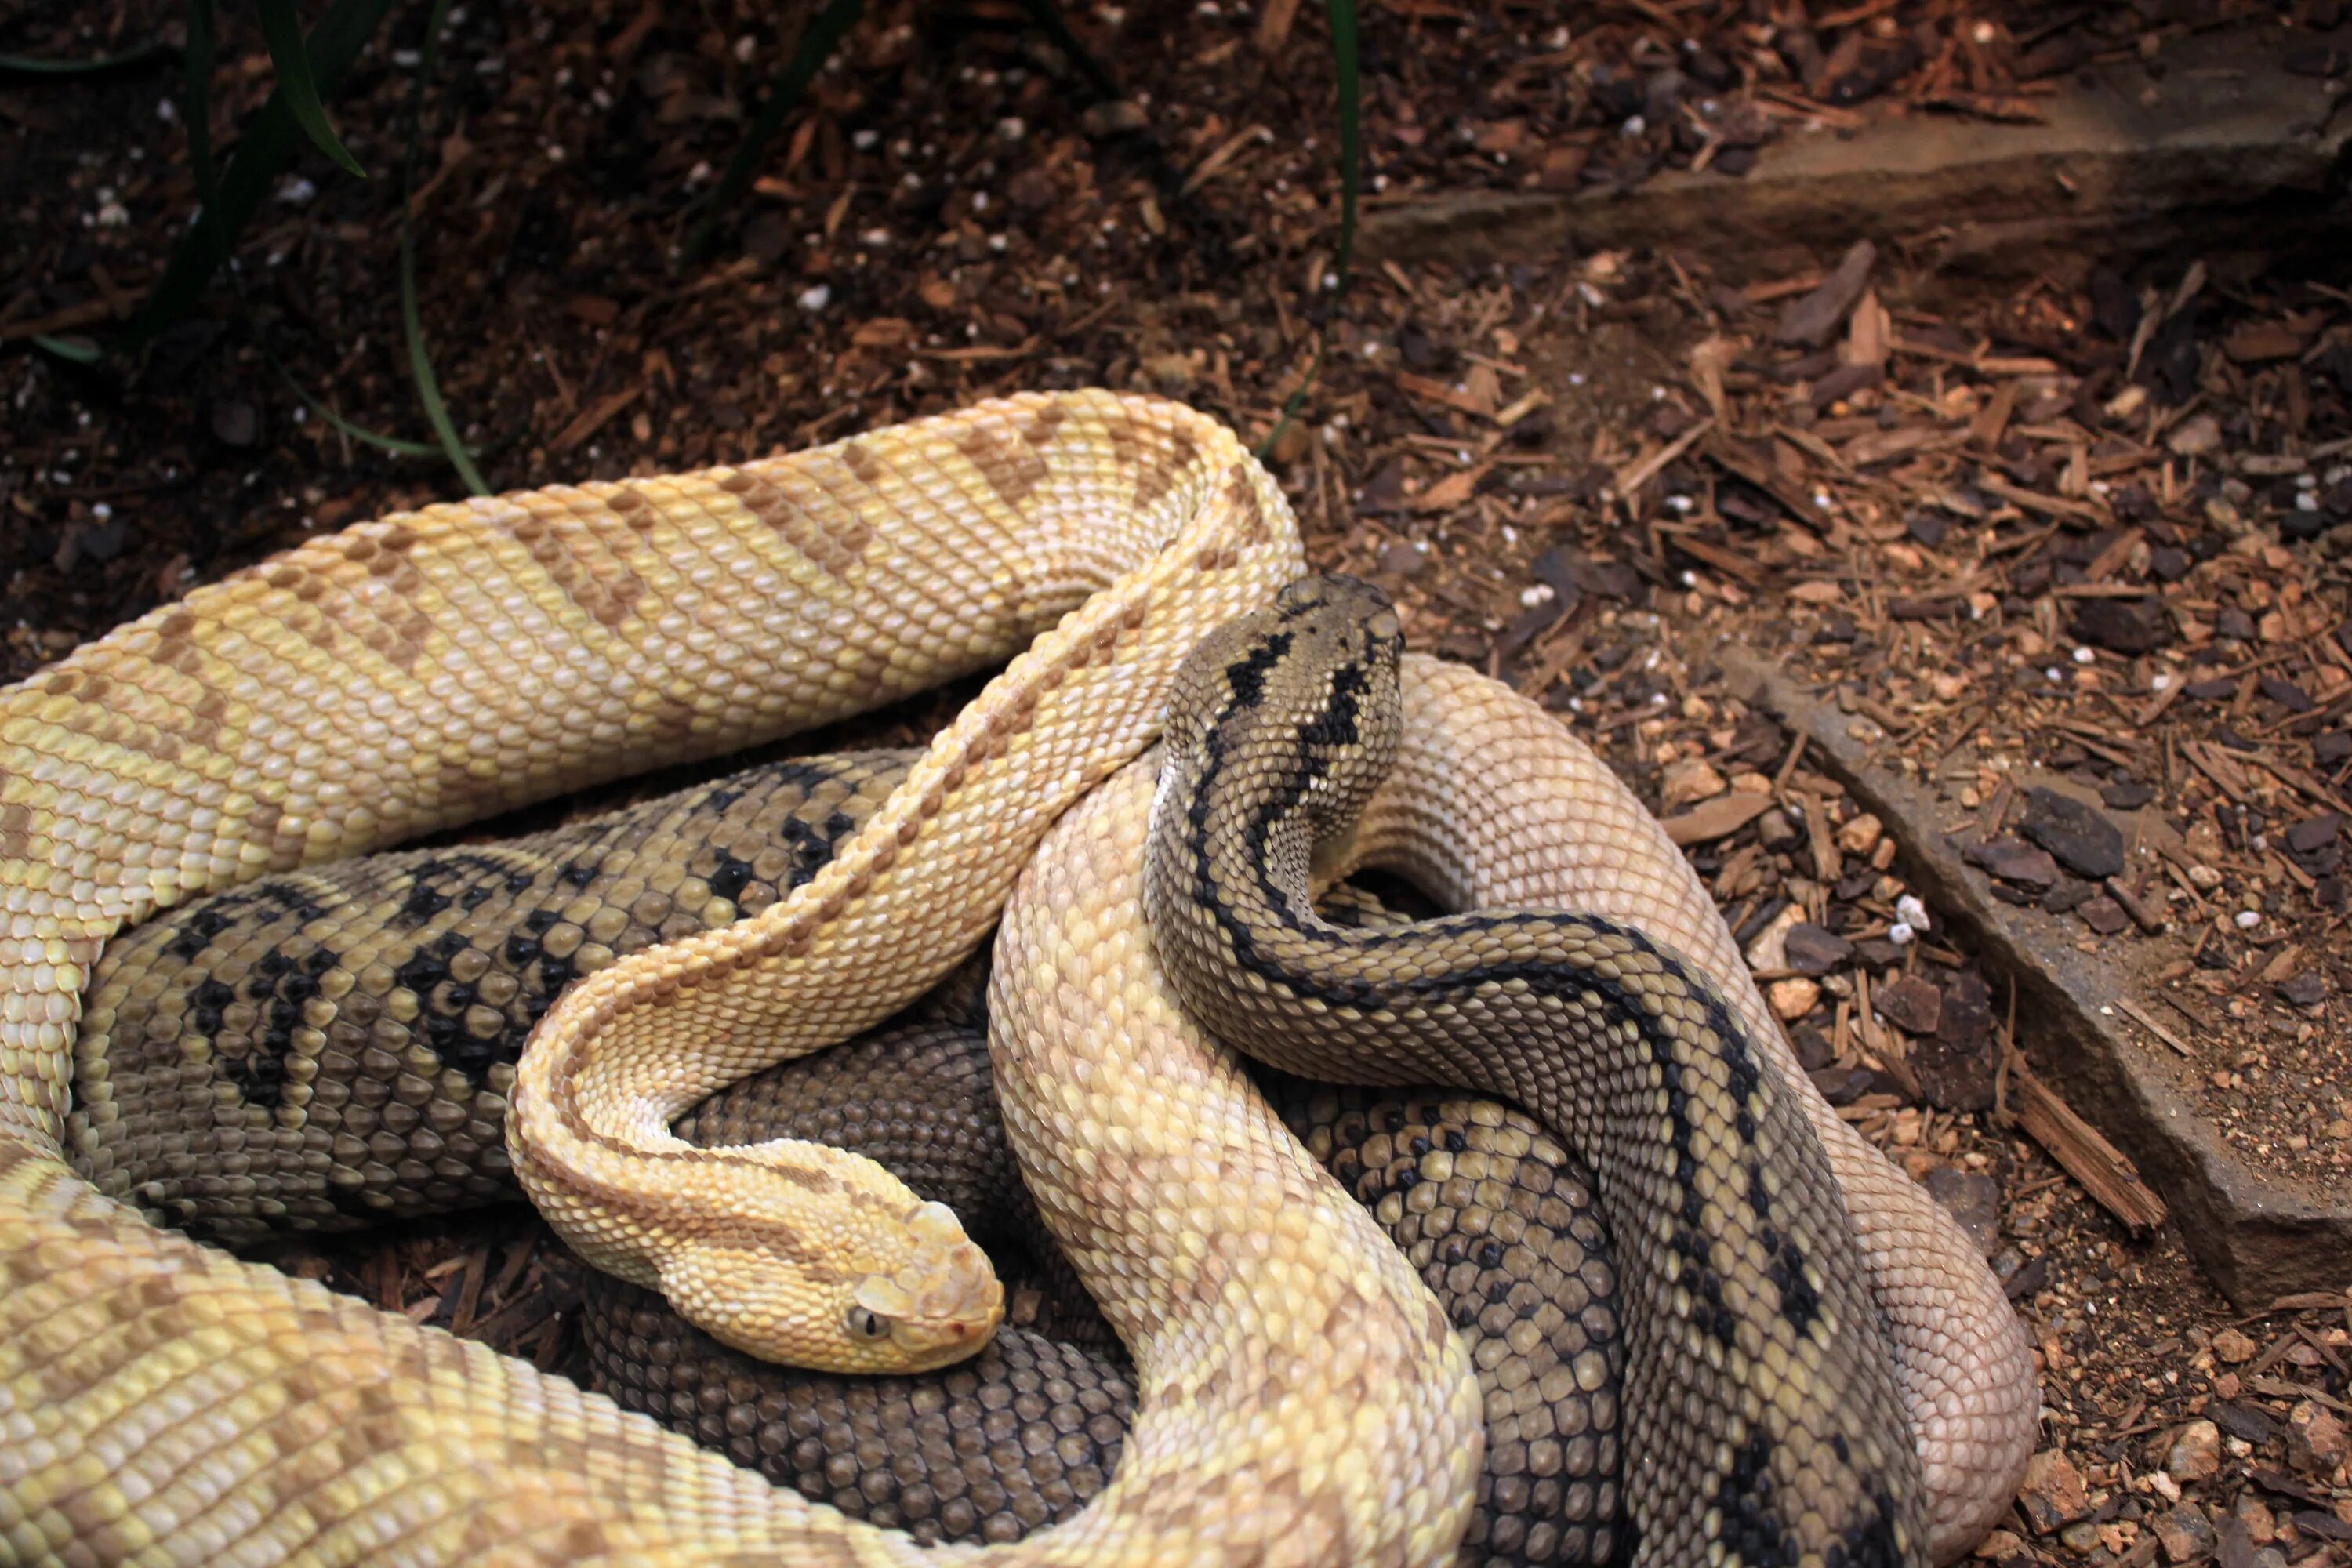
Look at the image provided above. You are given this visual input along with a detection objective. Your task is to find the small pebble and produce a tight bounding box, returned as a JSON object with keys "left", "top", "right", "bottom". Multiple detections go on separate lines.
{"left": 2164, "top": 1419, "right": 2220, "bottom": 1483}
{"left": 1768, "top": 977, "right": 1822, "bottom": 1022}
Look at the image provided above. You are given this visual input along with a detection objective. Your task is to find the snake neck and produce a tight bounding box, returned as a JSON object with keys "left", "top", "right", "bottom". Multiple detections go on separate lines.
{"left": 1145, "top": 577, "right": 1932, "bottom": 1568}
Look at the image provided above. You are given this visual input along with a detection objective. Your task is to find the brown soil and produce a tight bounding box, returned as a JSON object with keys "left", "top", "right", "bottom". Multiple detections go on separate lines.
{"left": 3, "top": 0, "right": 2347, "bottom": 1563}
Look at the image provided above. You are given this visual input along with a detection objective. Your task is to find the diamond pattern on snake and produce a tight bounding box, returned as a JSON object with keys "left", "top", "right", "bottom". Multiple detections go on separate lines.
{"left": 0, "top": 392, "right": 2034, "bottom": 1568}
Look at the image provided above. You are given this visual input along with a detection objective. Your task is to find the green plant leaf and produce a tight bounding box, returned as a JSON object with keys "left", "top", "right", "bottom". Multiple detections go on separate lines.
{"left": 131, "top": 0, "right": 398, "bottom": 342}
{"left": 400, "top": 0, "right": 487, "bottom": 494}
{"left": 0, "top": 40, "right": 169, "bottom": 75}
{"left": 31, "top": 333, "right": 103, "bottom": 363}
{"left": 270, "top": 357, "right": 442, "bottom": 456}
{"left": 183, "top": 0, "right": 223, "bottom": 267}
{"left": 686, "top": 0, "right": 866, "bottom": 263}
{"left": 257, "top": 0, "right": 366, "bottom": 176}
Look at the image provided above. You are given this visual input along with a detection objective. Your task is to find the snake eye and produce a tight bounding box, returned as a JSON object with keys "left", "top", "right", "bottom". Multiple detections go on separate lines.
{"left": 848, "top": 1305, "right": 892, "bottom": 1340}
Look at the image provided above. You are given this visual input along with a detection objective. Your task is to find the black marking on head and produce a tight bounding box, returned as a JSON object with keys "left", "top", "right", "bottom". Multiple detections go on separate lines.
{"left": 1298, "top": 660, "right": 1367, "bottom": 751}
{"left": 1221, "top": 631, "right": 1294, "bottom": 710}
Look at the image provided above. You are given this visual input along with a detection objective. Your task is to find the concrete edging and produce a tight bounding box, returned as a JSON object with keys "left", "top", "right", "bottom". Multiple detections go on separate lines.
{"left": 1362, "top": 27, "right": 2352, "bottom": 281}
{"left": 1719, "top": 648, "right": 2352, "bottom": 1308}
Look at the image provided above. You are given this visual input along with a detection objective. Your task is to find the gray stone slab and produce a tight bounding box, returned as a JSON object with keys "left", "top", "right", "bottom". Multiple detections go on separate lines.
{"left": 1363, "top": 27, "right": 2352, "bottom": 281}
{"left": 1719, "top": 648, "right": 2352, "bottom": 1309}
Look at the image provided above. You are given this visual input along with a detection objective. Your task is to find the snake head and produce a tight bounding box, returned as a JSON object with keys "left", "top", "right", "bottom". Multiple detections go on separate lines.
{"left": 658, "top": 1197, "right": 1003, "bottom": 1374}
{"left": 1160, "top": 572, "right": 1406, "bottom": 833}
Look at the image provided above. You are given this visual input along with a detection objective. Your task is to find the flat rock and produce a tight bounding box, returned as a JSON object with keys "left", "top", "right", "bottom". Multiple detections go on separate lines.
{"left": 2287, "top": 1401, "right": 2348, "bottom": 1472}
{"left": 2285, "top": 813, "right": 2341, "bottom": 855}
{"left": 2020, "top": 787, "right": 2125, "bottom": 880}
{"left": 2156, "top": 1503, "right": 2216, "bottom": 1564}
{"left": 1915, "top": 968, "right": 1998, "bottom": 1112}
{"left": 2071, "top": 595, "right": 2173, "bottom": 654}
{"left": 1969, "top": 837, "right": 2061, "bottom": 890}
{"left": 2275, "top": 971, "right": 2326, "bottom": 1008}
{"left": 1873, "top": 975, "right": 1944, "bottom": 1034}
{"left": 1781, "top": 922, "right": 1855, "bottom": 974}
{"left": 2167, "top": 1419, "right": 2223, "bottom": 1484}
{"left": 1774, "top": 239, "right": 1876, "bottom": 347}
{"left": 1809, "top": 1065, "right": 1875, "bottom": 1106}
{"left": 2020, "top": 1448, "right": 2092, "bottom": 1534}
{"left": 2078, "top": 895, "right": 2132, "bottom": 936}
{"left": 1723, "top": 646, "right": 2352, "bottom": 1307}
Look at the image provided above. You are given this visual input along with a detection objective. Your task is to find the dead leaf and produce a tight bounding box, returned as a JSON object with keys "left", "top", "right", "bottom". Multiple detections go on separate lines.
{"left": 851, "top": 317, "right": 914, "bottom": 348}
{"left": 1687, "top": 336, "right": 1734, "bottom": 423}
{"left": 1662, "top": 793, "right": 1773, "bottom": 847}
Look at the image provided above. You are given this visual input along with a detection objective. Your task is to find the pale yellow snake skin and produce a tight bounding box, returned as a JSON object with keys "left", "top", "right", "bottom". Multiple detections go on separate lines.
{"left": 0, "top": 390, "right": 2032, "bottom": 1565}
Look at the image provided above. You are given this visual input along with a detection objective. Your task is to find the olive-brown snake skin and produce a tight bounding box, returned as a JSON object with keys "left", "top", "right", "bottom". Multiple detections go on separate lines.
{"left": 73, "top": 757, "right": 1625, "bottom": 1564}
{"left": 0, "top": 391, "right": 2033, "bottom": 1566}
{"left": 1148, "top": 577, "right": 1922, "bottom": 1566}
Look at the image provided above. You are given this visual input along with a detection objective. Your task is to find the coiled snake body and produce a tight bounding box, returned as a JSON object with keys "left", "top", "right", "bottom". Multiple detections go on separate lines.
{"left": 0, "top": 392, "right": 2033, "bottom": 1566}
{"left": 73, "top": 751, "right": 1628, "bottom": 1563}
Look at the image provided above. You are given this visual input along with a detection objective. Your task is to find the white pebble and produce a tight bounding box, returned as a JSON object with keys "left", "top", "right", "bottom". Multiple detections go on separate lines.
{"left": 797, "top": 284, "right": 831, "bottom": 310}
{"left": 1887, "top": 922, "right": 1915, "bottom": 947}
{"left": 1895, "top": 895, "right": 1929, "bottom": 931}
{"left": 2072, "top": 646, "right": 2096, "bottom": 665}
{"left": 2234, "top": 909, "right": 2262, "bottom": 931}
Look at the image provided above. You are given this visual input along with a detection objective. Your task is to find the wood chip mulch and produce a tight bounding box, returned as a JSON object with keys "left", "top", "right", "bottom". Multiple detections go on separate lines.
{"left": 3, "top": 1, "right": 2350, "bottom": 1564}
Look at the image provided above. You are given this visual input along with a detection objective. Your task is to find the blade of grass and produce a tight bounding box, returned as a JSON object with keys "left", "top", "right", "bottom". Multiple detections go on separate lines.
{"left": 1255, "top": 0, "right": 1358, "bottom": 462}
{"left": 272, "top": 357, "right": 443, "bottom": 456}
{"left": 192, "top": 0, "right": 439, "bottom": 465}
{"left": 685, "top": 0, "right": 866, "bottom": 263}
{"left": 1010, "top": 0, "right": 1117, "bottom": 103}
{"left": 183, "top": 0, "right": 223, "bottom": 268}
{"left": 32, "top": 334, "right": 103, "bottom": 363}
{"left": 257, "top": 0, "right": 366, "bottom": 176}
{"left": 400, "top": 0, "right": 486, "bottom": 494}
{"left": 0, "top": 40, "right": 169, "bottom": 74}
{"left": 129, "top": 0, "right": 397, "bottom": 342}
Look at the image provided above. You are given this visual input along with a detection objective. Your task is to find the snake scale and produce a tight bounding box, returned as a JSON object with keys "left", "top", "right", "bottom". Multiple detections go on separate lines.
{"left": 0, "top": 390, "right": 2034, "bottom": 1566}
{"left": 71, "top": 750, "right": 1626, "bottom": 1564}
